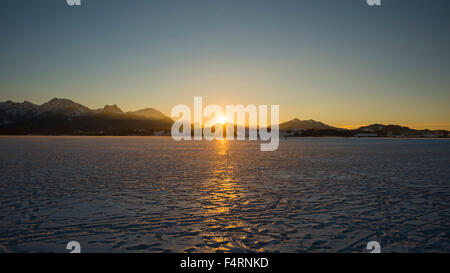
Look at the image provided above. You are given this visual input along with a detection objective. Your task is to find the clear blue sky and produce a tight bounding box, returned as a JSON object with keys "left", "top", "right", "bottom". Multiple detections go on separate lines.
{"left": 1, "top": 0, "right": 449, "bottom": 129}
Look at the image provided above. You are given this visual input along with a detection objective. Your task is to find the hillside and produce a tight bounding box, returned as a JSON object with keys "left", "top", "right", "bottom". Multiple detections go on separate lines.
{"left": 0, "top": 98, "right": 173, "bottom": 135}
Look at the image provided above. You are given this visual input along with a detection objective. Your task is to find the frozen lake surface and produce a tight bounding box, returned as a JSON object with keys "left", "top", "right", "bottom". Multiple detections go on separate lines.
{"left": 0, "top": 136, "right": 449, "bottom": 253}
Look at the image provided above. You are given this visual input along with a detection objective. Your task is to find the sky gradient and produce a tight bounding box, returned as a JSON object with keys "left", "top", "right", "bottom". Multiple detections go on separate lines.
{"left": 1, "top": 0, "right": 450, "bottom": 129}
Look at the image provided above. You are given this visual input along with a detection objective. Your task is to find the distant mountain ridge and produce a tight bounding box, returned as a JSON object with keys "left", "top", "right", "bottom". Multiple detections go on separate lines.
{"left": 279, "top": 118, "right": 343, "bottom": 131}
{"left": 357, "top": 124, "right": 415, "bottom": 133}
{"left": 99, "top": 104, "right": 123, "bottom": 114}
{"left": 0, "top": 100, "right": 39, "bottom": 125}
{"left": 0, "top": 99, "right": 448, "bottom": 136}
{"left": 129, "top": 108, "right": 173, "bottom": 123}
{"left": 278, "top": 118, "right": 448, "bottom": 137}
{"left": 0, "top": 98, "right": 173, "bottom": 135}
{"left": 354, "top": 123, "right": 448, "bottom": 136}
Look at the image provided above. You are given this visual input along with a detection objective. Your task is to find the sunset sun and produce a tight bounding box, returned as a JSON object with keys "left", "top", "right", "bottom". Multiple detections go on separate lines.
{"left": 218, "top": 116, "right": 227, "bottom": 125}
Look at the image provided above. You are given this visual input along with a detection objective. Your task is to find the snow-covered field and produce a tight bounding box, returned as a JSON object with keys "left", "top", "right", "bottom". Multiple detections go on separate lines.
{"left": 0, "top": 136, "right": 449, "bottom": 253}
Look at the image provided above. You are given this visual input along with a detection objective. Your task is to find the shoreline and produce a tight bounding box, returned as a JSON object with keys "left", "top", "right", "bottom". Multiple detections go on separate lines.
{"left": 0, "top": 135, "right": 449, "bottom": 140}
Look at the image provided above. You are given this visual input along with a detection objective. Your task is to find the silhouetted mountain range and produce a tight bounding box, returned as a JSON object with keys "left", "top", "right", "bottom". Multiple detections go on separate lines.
{"left": 279, "top": 118, "right": 342, "bottom": 131}
{"left": 0, "top": 99, "right": 448, "bottom": 137}
{"left": 352, "top": 123, "right": 448, "bottom": 137}
{"left": 357, "top": 124, "right": 415, "bottom": 134}
{"left": 0, "top": 98, "right": 173, "bottom": 135}
{"left": 280, "top": 118, "right": 448, "bottom": 137}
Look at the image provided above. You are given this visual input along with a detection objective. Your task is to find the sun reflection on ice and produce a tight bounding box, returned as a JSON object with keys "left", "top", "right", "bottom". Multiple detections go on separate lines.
{"left": 196, "top": 141, "right": 254, "bottom": 252}
{"left": 216, "top": 139, "right": 228, "bottom": 155}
